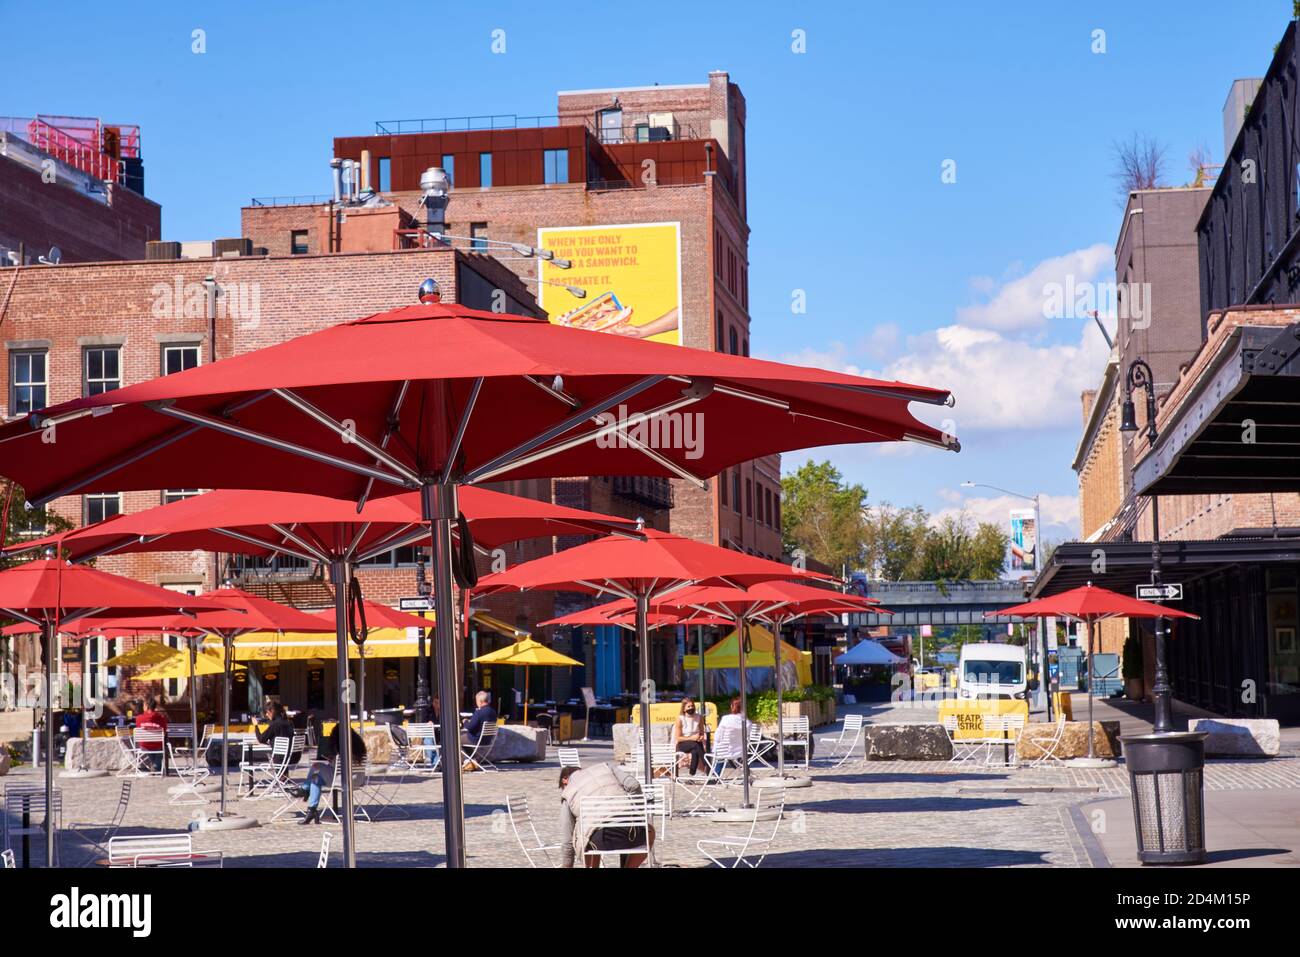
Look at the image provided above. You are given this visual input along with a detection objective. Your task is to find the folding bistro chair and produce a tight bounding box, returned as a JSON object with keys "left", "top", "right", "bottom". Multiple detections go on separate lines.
{"left": 394, "top": 722, "right": 440, "bottom": 773}
{"left": 167, "top": 743, "right": 211, "bottom": 806}
{"left": 1021, "top": 712, "right": 1067, "bottom": 767}
{"left": 680, "top": 724, "right": 744, "bottom": 815}
{"left": 108, "top": 833, "right": 222, "bottom": 868}
{"left": 357, "top": 757, "right": 410, "bottom": 821}
{"left": 557, "top": 747, "right": 581, "bottom": 768}
{"left": 3, "top": 784, "right": 62, "bottom": 866}
{"left": 817, "top": 713, "right": 863, "bottom": 768}
{"left": 696, "top": 787, "right": 786, "bottom": 868}
{"left": 506, "top": 794, "right": 562, "bottom": 868}
{"left": 166, "top": 723, "right": 195, "bottom": 769}
{"left": 319, "top": 762, "right": 371, "bottom": 824}
{"left": 66, "top": 780, "right": 132, "bottom": 866}
{"left": 461, "top": 723, "right": 498, "bottom": 772}
{"left": 746, "top": 724, "right": 776, "bottom": 770}
{"left": 317, "top": 831, "right": 332, "bottom": 868}
{"left": 574, "top": 794, "right": 650, "bottom": 868}
{"left": 1, "top": 848, "right": 13, "bottom": 869}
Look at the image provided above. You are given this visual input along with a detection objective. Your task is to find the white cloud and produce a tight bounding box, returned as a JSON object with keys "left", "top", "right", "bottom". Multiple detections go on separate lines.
{"left": 956, "top": 243, "right": 1112, "bottom": 331}
{"left": 932, "top": 492, "right": 1080, "bottom": 533}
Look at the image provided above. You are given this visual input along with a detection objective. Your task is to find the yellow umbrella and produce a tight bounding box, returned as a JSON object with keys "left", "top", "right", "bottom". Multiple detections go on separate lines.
{"left": 472, "top": 639, "right": 581, "bottom": 723}
{"left": 136, "top": 650, "right": 244, "bottom": 681}
{"left": 104, "top": 640, "right": 182, "bottom": 669}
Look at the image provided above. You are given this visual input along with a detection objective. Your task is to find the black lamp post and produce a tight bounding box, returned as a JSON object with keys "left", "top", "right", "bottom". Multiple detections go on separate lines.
{"left": 413, "top": 560, "right": 433, "bottom": 723}
{"left": 1119, "top": 357, "right": 1172, "bottom": 734}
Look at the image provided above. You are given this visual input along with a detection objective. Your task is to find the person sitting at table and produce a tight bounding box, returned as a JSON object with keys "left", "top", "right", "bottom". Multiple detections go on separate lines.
{"left": 462, "top": 690, "right": 496, "bottom": 743}
{"left": 671, "top": 697, "right": 708, "bottom": 776}
{"left": 253, "top": 700, "right": 297, "bottom": 762}
{"left": 135, "top": 695, "right": 169, "bottom": 771}
{"left": 557, "top": 762, "right": 655, "bottom": 868}
{"left": 711, "top": 697, "right": 746, "bottom": 778}
{"left": 300, "top": 722, "right": 367, "bottom": 826}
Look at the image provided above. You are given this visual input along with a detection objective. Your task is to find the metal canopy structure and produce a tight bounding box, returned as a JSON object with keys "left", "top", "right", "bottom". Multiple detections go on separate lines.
{"left": 1032, "top": 537, "right": 1300, "bottom": 599}
{"left": 1134, "top": 322, "right": 1300, "bottom": 496}
{"left": 851, "top": 580, "right": 1035, "bottom": 626}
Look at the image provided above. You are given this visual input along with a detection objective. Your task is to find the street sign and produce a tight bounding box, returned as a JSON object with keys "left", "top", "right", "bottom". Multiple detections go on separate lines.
{"left": 399, "top": 596, "right": 433, "bottom": 612}
{"left": 1137, "top": 583, "right": 1182, "bottom": 601}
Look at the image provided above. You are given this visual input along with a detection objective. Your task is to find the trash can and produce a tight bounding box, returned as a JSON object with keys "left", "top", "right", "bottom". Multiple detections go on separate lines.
{"left": 1120, "top": 731, "right": 1208, "bottom": 865}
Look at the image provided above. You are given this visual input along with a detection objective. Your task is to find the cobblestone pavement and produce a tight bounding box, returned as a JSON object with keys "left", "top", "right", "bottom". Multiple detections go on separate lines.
{"left": 3, "top": 710, "right": 1295, "bottom": 868}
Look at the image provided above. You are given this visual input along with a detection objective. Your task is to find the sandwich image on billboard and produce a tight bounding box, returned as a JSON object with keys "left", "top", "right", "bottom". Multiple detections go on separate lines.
{"left": 536, "top": 222, "right": 683, "bottom": 345}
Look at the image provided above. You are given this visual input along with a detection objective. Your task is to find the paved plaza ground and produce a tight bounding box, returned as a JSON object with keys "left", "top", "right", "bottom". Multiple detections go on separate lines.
{"left": 3, "top": 695, "right": 1297, "bottom": 868}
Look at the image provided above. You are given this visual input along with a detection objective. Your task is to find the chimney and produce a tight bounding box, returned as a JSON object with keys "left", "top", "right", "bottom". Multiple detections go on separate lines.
{"left": 360, "top": 150, "right": 371, "bottom": 193}
{"left": 329, "top": 158, "right": 343, "bottom": 204}
{"left": 1223, "top": 78, "right": 1263, "bottom": 158}
{"left": 419, "top": 167, "right": 451, "bottom": 238}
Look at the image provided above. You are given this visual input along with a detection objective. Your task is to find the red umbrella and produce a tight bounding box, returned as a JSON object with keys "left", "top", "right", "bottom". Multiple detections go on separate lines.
{"left": 0, "top": 300, "right": 956, "bottom": 866}
{"left": 87, "top": 589, "right": 330, "bottom": 826}
{"left": 988, "top": 584, "right": 1199, "bottom": 760}
{"left": 476, "top": 529, "right": 839, "bottom": 797}
{"left": 0, "top": 559, "right": 221, "bottom": 865}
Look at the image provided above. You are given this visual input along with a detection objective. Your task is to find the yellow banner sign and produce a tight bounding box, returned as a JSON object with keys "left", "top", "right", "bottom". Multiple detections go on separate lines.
{"left": 537, "top": 222, "right": 682, "bottom": 345}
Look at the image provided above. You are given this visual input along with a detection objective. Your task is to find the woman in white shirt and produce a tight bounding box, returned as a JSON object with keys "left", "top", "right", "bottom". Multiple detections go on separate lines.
{"left": 671, "top": 698, "right": 708, "bottom": 775}
{"left": 710, "top": 697, "right": 746, "bottom": 777}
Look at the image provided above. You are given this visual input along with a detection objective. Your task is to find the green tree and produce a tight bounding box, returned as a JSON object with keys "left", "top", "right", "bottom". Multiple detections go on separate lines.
{"left": 780, "top": 460, "right": 868, "bottom": 574}
{"left": 863, "top": 502, "right": 929, "bottom": 580}
{"left": 912, "top": 511, "right": 1008, "bottom": 581}
{"left": 0, "top": 481, "right": 73, "bottom": 570}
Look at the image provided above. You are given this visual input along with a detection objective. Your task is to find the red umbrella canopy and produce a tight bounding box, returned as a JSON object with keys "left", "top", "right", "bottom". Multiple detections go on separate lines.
{"left": 988, "top": 584, "right": 1200, "bottom": 622}
{"left": 4, "top": 486, "right": 637, "bottom": 565}
{"left": 658, "top": 581, "right": 882, "bottom": 621}
{"left": 72, "top": 587, "right": 331, "bottom": 637}
{"left": 0, "top": 558, "right": 222, "bottom": 625}
{"left": 317, "top": 599, "right": 432, "bottom": 632}
{"left": 538, "top": 599, "right": 731, "bottom": 629}
{"left": 476, "top": 528, "right": 835, "bottom": 600}
{"left": 0, "top": 302, "right": 956, "bottom": 505}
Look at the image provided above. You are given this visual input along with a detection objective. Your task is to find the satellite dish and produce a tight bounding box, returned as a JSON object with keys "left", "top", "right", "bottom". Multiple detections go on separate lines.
{"left": 38, "top": 246, "right": 61, "bottom": 265}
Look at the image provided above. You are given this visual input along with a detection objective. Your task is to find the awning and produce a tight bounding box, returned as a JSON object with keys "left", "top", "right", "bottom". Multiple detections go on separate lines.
{"left": 470, "top": 611, "right": 530, "bottom": 640}
{"left": 683, "top": 624, "right": 813, "bottom": 686}
{"left": 1135, "top": 322, "right": 1300, "bottom": 495}
{"left": 202, "top": 628, "right": 428, "bottom": 660}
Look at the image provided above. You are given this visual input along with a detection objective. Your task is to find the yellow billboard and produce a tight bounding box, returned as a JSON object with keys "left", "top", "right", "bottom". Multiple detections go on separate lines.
{"left": 536, "top": 222, "right": 682, "bottom": 345}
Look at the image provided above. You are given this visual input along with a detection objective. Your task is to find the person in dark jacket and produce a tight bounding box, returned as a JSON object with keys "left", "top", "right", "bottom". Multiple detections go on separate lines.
{"left": 301, "top": 723, "right": 367, "bottom": 825}
{"left": 462, "top": 691, "right": 497, "bottom": 741}
{"left": 255, "top": 701, "right": 295, "bottom": 746}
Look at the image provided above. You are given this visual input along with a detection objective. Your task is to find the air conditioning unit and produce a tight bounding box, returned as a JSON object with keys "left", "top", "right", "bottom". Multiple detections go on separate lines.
{"left": 647, "top": 112, "right": 677, "bottom": 140}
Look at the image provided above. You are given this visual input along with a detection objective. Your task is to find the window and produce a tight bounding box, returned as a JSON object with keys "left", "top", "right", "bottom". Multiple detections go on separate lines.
{"left": 479, "top": 152, "right": 492, "bottom": 188}
{"left": 163, "top": 489, "right": 202, "bottom": 505}
{"left": 745, "top": 479, "right": 753, "bottom": 518}
{"left": 732, "top": 472, "right": 741, "bottom": 513}
{"left": 543, "top": 149, "right": 568, "bottom": 185}
{"left": 742, "top": 337, "right": 749, "bottom": 357}
{"left": 714, "top": 232, "right": 723, "bottom": 276}
{"left": 358, "top": 545, "right": 424, "bottom": 568}
{"left": 378, "top": 157, "right": 391, "bottom": 192}
{"left": 9, "top": 350, "right": 47, "bottom": 414}
{"left": 441, "top": 154, "right": 455, "bottom": 186}
{"left": 720, "top": 469, "right": 729, "bottom": 507}
{"left": 290, "top": 230, "right": 309, "bottom": 255}
{"left": 598, "top": 108, "right": 623, "bottom": 144}
{"left": 728, "top": 327, "right": 739, "bottom": 356}
{"left": 765, "top": 487, "right": 774, "bottom": 527}
{"left": 84, "top": 346, "right": 121, "bottom": 397}
{"left": 775, "top": 496, "right": 781, "bottom": 529}
{"left": 634, "top": 123, "right": 650, "bottom": 143}
{"left": 84, "top": 493, "right": 122, "bottom": 525}
{"left": 716, "top": 310, "right": 724, "bottom": 352}
{"left": 162, "top": 343, "right": 200, "bottom": 376}
{"left": 470, "top": 222, "right": 489, "bottom": 252}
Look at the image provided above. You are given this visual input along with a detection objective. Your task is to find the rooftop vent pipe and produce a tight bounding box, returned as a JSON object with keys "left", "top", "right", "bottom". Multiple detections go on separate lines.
{"left": 420, "top": 167, "right": 451, "bottom": 239}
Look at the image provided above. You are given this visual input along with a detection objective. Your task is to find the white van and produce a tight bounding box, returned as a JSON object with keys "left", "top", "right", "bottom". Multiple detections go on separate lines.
{"left": 958, "top": 643, "right": 1027, "bottom": 700}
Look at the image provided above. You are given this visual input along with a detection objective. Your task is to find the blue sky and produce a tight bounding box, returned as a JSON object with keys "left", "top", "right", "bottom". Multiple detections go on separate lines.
{"left": 2, "top": 1, "right": 1289, "bottom": 543}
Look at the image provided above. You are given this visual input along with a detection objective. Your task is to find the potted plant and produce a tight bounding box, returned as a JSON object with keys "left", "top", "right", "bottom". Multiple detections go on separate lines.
{"left": 1122, "top": 635, "right": 1144, "bottom": 700}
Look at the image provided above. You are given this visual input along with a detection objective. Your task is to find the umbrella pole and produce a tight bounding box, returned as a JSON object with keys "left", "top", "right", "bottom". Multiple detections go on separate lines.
{"left": 188, "top": 637, "right": 199, "bottom": 776}
{"left": 696, "top": 625, "right": 705, "bottom": 704}
{"left": 423, "top": 482, "right": 467, "bottom": 869}
{"left": 774, "top": 616, "right": 785, "bottom": 779}
{"left": 1087, "top": 619, "right": 1095, "bottom": 760}
{"left": 220, "top": 633, "right": 231, "bottom": 817}
{"left": 330, "top": 559, "right": 357, "bottom": 868}
{"left": 523, "top": 666, "right": 530, "bottom": 725}
{"left": 738, "top": 615, "right": 751, "bottom": 808}
{"left": 79, "top": 637, "right": 91, "bottom": 773}
{"left": 43, "top": 620, "right": 55, "bottom": 867}
{"left": 636, "top": 591, "right": 654, "bottom": 797}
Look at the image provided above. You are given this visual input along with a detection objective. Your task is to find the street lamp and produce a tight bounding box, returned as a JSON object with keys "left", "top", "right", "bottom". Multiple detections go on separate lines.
{"left": 1118, "top": 356, "right": 1173, "bottom": 734}
{"left": 961, "top": 480, "right": 1050, "bottom": 720}
{"left": 413, "top": 560, "right": 433, "bottom": 722}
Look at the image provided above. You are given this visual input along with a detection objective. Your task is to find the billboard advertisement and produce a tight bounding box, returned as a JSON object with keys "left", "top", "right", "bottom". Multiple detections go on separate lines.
{"left": 536, "top": 222, "right": 682, "bottom": 346}
{"left": 1009, "top": 508, "right": 1037, "bottom": 576}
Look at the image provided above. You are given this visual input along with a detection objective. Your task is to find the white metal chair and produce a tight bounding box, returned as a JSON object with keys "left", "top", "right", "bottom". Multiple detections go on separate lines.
{"left": 246, "top": 735, "right": 308, "bottom": 820}
{"left": 697, "top": 787, "right": 786, "bottom": 868}
{"left": 557, "top": 747, "right": 581, "bottom": 768}
{"left": 1020, "top": 713, "right": 1067, "bottom": 767}
{"left": 506, "top": 793, "right": 561, "bottom": 867}
{"left": 982, "top": 714, "right": 1025, "bottom": 766}
{"left": 317, "top": 831, "right": 332, "bottom": 868}
{"left": 1, "top": 848, "right": 13, "bottom": 868}
{"left": 166, "top": 723, "right": 195, "bottom": 767}
{"left": 818, "top": 713, "right": 863, "bottom": 768}
{"left": 747, "top": 724, "right": 776, "bottom": 770}
{"left": 574, "top": 794, "right": 650, "bottom": 868}
{"left": 116, "top": 729, "right": 163, "bottom": 777}
{"left": 107, "top": 833, "right": 222, "bottom": 868}
{"left": 393, "top": 722, "right": 439, "bottom": 773}
{"left": 628, "top": 742, "right": 678, "bottom": 781}
{"left": 3, "top": 785, "right": 62, "bottom": 865}
{"left": 318, "top": 763, "right": 371, "bottom": 824}
{"left": 778, "top": 715, "right": 812, "bottom": 768}
{"left": 461, "top": 722, "right": 498, "bottom": 772}
{"left": 66, "top": 780, "right": 132, "bottom": 866}
{"left": 680, "top": 725, "right": 745, "bottom": 814}
{"left": 357, "top": 757, "right": 409, "bottom": 820}
{"left": 167, "top": 743, "right": 211, "bottom": 806}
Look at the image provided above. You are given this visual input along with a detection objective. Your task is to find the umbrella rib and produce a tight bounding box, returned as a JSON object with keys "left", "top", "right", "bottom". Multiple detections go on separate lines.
{"left": 29, "top": 392, "right": 275, "bottom": 507}
{"left": 665, "top": 376, "right": 790, "bottom": 410}
{"left": 463, "top": 375, "right": 667, "bottom": 484}
{"left": 272, "top": 388, "right": 422, "bottom": 484}
{"left": 441, "top": 376, "right": 484, "bottom": 485}
{"left": 470, "top": 384, "right": 701, "bottom": 484}
{"left": 353, "top": 523, "right": 423, "bottom": 562}
{"left": 148, "top": 402, "right": 416, "bottom": 489}
{"left": 355, "top": 380, "right": 413, "bottom": 514}
{"left": 211, "top": 527, "right": 323, "bottom": 564}
{"left": 266, "top": 524, "right": 334, "bottom": 563}
{"left": 523, "top": 375, "right": 582, "bottom": 408}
